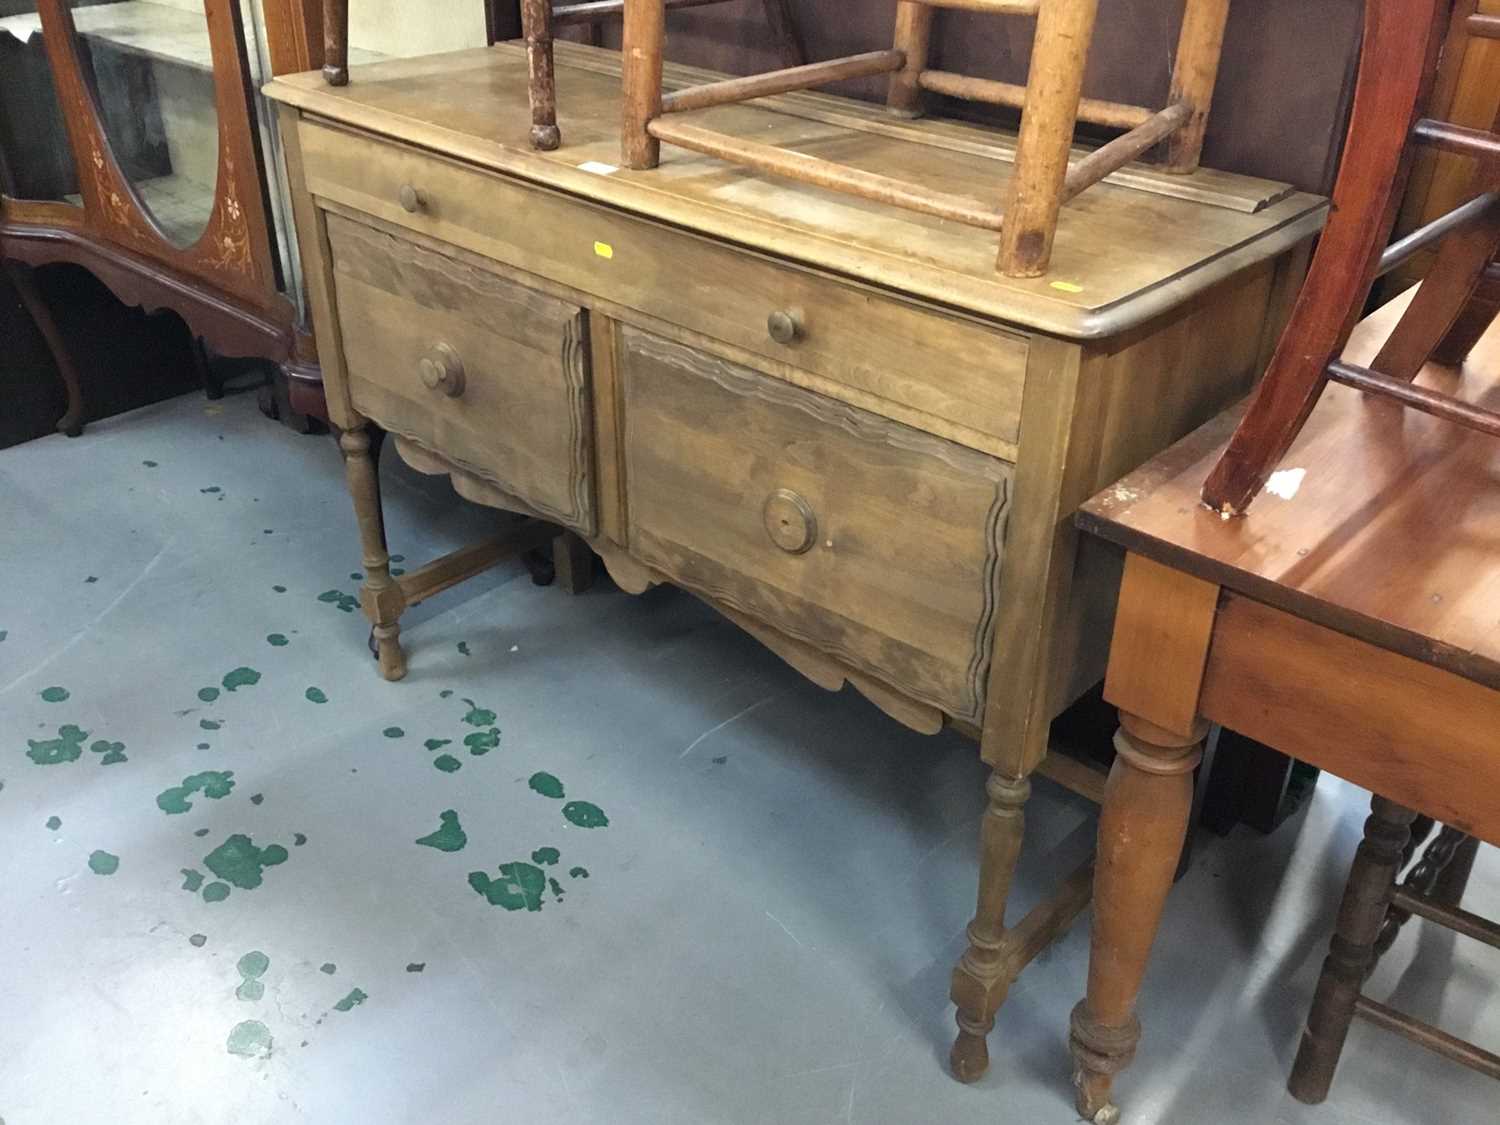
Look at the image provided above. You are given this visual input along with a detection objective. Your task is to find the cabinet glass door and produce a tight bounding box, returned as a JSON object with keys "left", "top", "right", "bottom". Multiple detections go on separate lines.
{"left": 70, "top": 0, "right": 220, "bottom": 247}
{"left": 0, "top": 2, "right": 75, "bottom": 203}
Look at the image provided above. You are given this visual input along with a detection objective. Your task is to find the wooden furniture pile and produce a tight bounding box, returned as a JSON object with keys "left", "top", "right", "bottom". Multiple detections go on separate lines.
{"left": 270, "top": 5, "right": 1324, "bottom": 1110}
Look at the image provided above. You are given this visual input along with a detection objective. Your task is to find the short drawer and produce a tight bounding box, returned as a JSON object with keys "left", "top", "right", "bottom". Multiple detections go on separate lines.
{"left": 326, "top": 212, "right": 594, "bottom": 534}
{"left": 618, "top": 326, "right": 1012, "bottom": 722}
{"left": 298, "top": 119, "right": 1027, "bottom": 453}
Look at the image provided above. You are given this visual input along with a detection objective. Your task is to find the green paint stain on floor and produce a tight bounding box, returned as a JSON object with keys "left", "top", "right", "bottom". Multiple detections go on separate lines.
{"left": 304, "top": 687, "right": 328, "bottom": 704}
{"left": 39, "top": 686, "right": 69, "bottom": 702}
{"left": 181, "top": 868, "right": 205, "bottom": 891}
{"left": 415, "top": 810, "right": 467, "bottom": 852}
{"left": 333, "top": 987, "right": 368, "bottom": 1012}
{"left": 203, "top": 834, "right": 289, "bottom": 890}
{"left": 236, "top": 951, "right": 269, "bottom": 1001}
{"left": 469, "top": 862, "right": 548, "bottom": 911}
{"left": 390, "top": 555, "right": 405, "bottom": 564}
{"left": 89, "top": 739, "right": 126, "bottom": 765}
{"left": 226, "top": 1019, "right": 272, "bottom": 1058}
{"left": 391, "top": 568, "right": 406, "bottom": 577}
{"left": 202, "top": 881, "right": 231, "bottom": 903}
{"left": 531, "top": 847, "right": 560, "bottom": 866}
{"left": 350, "top": 572, "right": 363, "bottom": 582}
{"left": 142, "top": 460, "right": 158, "bottom": 467}
{"left": 189, "top": 933, "right": 207, "bottom": 947}
{"left": 317, "top": 590, "right": 342, "bottom": 603}
{"left": 293, "top": 833, "right": 307, "bottom": 846}
{"left": 433, "top": 754, "right": 462, "bottom": 773}
{"left": 406, "top": 962, "right": 425, "bottom": 973}
{"left": 424, "top": 738, "right": 451, "bottom": 751}
{"left": 198, "top": 687, "right": 220, "bottom": 703}
{"left": 266, "top": 634, "right": 289, "bottom": 647}
{"left": 460, "top": 699, "right": 494, "bottom": 726}
{"left": 200, "top": 719, "right": 221, "bottom": 731}
{"left": 27, "top": 724, "right": 88, "bottom": 765}
{"left": 464, "top": 729, "right": 500, "bottom": 755}
{"left": 200, "top": 486, "right": 222, "bottom": 494}
{"left": 439, "top": 689, "right": 454, "bottom": 699}
{"left": 157, "top": 770, "right": 236, "bottom": 814}
{"left": 569, "top": 866, "right": 589, "bottom": 879}
{"left": 383, "top": 727, "right": 404, "bottom": 739}
{"left": 45, "top": 816, "right": 61, "bottom": 830}
{"left": 88, "top": 850, "right": 119, "bottom": 875}
{"left": 528, "top": 772, "right": 564, "bottom": 799}
{"left": 549, "top": 877, "right": 566, "bottom": 899}
{"left": 0, "top": 629, "right": 7, "bottom": 641}
{"left": 222, "top": 667, "right": 261, "bottom": 692}
{"left": 85, "top": 576, "right": 98, "bottom": 584}
{"left": 563, "top": 801, "right": 609, "bottom": 829}
{"left": 250, "top": 794, "right": 264, "bottom": 806}
{"left": 194, "top": 828, "right": 210, "bottom": 837}
{"left": 457, "top": 642, "right": 471, "bottom": 656}
{"left": 320, "top": 963, "right": 336, "bottom": 975}
{"left": 197, "top": 742, "right": 210, "bottom": 750}
{"left": 272, "top": 585, "right": 287, "bottom": 593}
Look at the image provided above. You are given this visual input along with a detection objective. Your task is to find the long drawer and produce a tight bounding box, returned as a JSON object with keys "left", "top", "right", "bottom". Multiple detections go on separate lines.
{"left": 326, "top": 212, "right": 594, "bottom": 534}
{"left": 618, "top": 326, "right": 1012, "bottom": 722}
{"left": 298, "top": 118, "right": 1029, "bottom": 453}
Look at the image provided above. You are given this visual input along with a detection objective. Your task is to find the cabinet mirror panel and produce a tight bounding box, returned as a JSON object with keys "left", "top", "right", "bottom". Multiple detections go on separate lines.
{"left": 70, "top": 0, "right": 221, "bottom": 247}
{"left": 0, "top": 2, "right": 75, "bottom": 203}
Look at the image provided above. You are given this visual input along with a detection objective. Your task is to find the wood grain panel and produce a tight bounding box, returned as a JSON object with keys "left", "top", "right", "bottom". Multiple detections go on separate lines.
{"left": 326, "top": 213, "right": 594, "bottom": 533}
{"left": 618, "top": 326, "right": 1011, "bottom": 721}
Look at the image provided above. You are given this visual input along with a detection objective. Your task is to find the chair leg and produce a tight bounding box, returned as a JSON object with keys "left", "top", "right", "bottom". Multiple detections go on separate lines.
{"left": 522, "top": 0, "right": 562, "bottom": 150}
{"left": 759, "top": 0, "right": 805, "bottom": 69}
{"left": 1200, "top": 0, "right": 1448, "bottom": 515}
{"left": 1433, "top": 268, "right": 1500, "bottom": 366}
{"left": 887, "top": 1, "right": 935, "bottom": 118}
{"left": 1431, "top": 833, "right": 1481, "bottom": 910}
{"left": 1372, "top": 208, "right": 1500, "bottom": 381}
{"left": 1164, "top": 0, "right": 1231, "bottom": 173}
{"left": 1289, "top": 796, "right": 1417, "bottom": 1105}
{"left": 6, "top": 261, "right": 84, "bottom": 437}
{"left": 997, "top": 0, "right": 1100, "bottom": 278}
{"left": 620, "top": 0, "right": 665, "bottom": 169}
{"left": 322, "top": 0, "right": 348, "bottom": 85}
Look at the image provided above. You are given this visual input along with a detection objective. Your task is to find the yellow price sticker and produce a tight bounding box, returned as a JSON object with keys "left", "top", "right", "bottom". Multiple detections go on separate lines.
{"left": 1049, "top": 280, "right": 1084, "bottom": 294}
{"left": 593, "top": 241, "right": 614, "bottom": 260}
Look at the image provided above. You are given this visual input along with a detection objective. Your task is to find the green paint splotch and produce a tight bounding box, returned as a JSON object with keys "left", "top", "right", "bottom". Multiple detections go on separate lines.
{"left": 293, "top": 833, "right": 307, "bottom": 846}
{"left": 200, "top": 719, "right": 221, "bottom": 731}
{"left": 27, "top": 724, "right": 88, "bottom": 765}
{"left": 569, "top": 867, "right": 589, "bottom": 879}
{"left": 531, "top": 847, "right": 559, "bottom": 866}
{"left": 203, "top": 882, "right": 231, "bottom": 903}
{"left": 424, "top": 738, "right": 451, "bottom": 752}
{"left": 226, "top": 1019, "right": 272, "bottom": 1058}
{"left": 528, "top": 772, "right": 564, "bottom": 799}
{"left": 468, "top": 862, "right": 548, "bottom": 912}
{"left": 382, "top": 727, "right": 404, "bottom": 739}
{"left": 305, "top": 687, "right": 328, "bottom": 704}
{"left": 563, "top": 801, "right": 609, "bottom": 829}
{"left": 333, "top": 988, "right": 367, "bottom": 1012}
{"left": 90, "top": 739, "right": 127, "bottom": 765}
{"left": 457, "top": 642, "right": 471, "bottom": 657}
{"left": 236, "top": 951, "right": 270, "bottom": 1001}
{"left": 198, "top": 687, "right": 220, "bottom": 703}
{"left": 266, "top": 634, "right": 289, "bottom": 647}
{"left": 464, "top": 729, "right": 500, "bottom": 756}
{"left": 320, "top": 962, "right": 336, "bottom": 975}
{"left": 88, "top": 850, "right": 119, "bottom": 875}
{"left": 271, "top": 584, "right": 287, "bottom": 593}
{"left": 460, "top": 699, "right": 494, "bottom": 727}
{"left": 317, "top": 589, "right": 360, "bottom": 614}
{"left": 203, "top": 834, "right": 289, "bottom": 892}
{"left": 415, "top": 810, "right": 467, "bottom": 853}
{"left": 222, "top": 667, "right": 261, "bottom": 692}
{"left": 45, "top": 815, "right": 61, "bottom": 830}
{"left": 189, "top": 933, "right": 207, "bottom": 947}
{"left": 157, "top": 770, "right": 235, "bottom": 814}
{"left": 406, "top": 962, "right": 425, "bottom": 973}
{"left": 433, "top": 754, "right": 461, "bottom": 773}
{"left": 181, "top": 868, "right": 205, "bottom": 892}
{"left": 39, "top": 686, "right": 69, "bottom": 703}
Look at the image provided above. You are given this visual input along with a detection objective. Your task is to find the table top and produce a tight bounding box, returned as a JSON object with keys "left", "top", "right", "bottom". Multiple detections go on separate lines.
{"left": 264, "top": 41, "right": 1326, "bottom": 339}
{"left": 1078, "top": 289, "right": 1500, "bottom": 691}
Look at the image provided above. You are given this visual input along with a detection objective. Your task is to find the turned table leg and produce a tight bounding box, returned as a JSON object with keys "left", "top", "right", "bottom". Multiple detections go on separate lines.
{"left": 1070, "top": 714, "right": 1206, "bottom": 1124}
{"left": 340, "top": 424, "right": 407, "bottom": 680}
{"left": 1289, "top": 796, "right": 1417, "bottom": 1104}
{"left": 949, "top": 770, "right": 1030, "bottom": 1082}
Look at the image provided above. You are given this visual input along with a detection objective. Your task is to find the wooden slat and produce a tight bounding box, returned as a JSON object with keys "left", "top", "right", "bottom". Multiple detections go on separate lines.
{"left": 1389, "top": 887, "right": 1500, "bottom": 950}
{"left": 662, "top": 51, "right": 904, "bottom": 114}
{"left": 1354, "top": 997, "right": 1500, "bottom": 1079}
{"left": 398, "top": 522, "right": 558, "bottom": 606}
{"left": 1006, "top": 858, "right": 1095, "bottom": 970}
{"left": 917, "top": 70, "right": 1155, "bottom": 131}
{"left": 1326, "top": 359, "right": 1500, "bottom": 437}
{"left": 1379, "top": 191, "right": 1499, "bottom": 276}
{"left": 646, "top": 117, "right": 1005, "bottom": 230}
{"left": 1062, "top": 103, "right": 1191, "bottom": 203}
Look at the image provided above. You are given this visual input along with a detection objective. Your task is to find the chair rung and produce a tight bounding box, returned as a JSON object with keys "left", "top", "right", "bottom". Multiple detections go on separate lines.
{"left": 1354, "top": 996, "right": 1500, "bottom": 1080}
{"left": 662, "top": 50, "right": 905, "bottom": 114}
{"left": 1389, "top": 886, "right": 1500, "bottom": 950}
{"left": 1062, "top": 103, "right": 1191, "bottom": 203}
{"left": 552, "top": 0, "right": 726, "bottom": 25}
{"left": 645, "top": 117, "right": 1005, "bottom": 230}
{"left": 1469, "top": 13, "right": 1500, "bottom": 39}
{"left": 1326, "top": 360, "right": 1500, "bottom": 437}
{"left": 909, "top": 0, "right": 1040, "bottom": 12}
{"left": 1378, "top": 191, "right": 1500, "bottom": 277}
{"left": 916, "top": 69, "right": 1156, "bottom": 130}
{"left": 1414, "top": 119, "right": 1500, "bottom": 161}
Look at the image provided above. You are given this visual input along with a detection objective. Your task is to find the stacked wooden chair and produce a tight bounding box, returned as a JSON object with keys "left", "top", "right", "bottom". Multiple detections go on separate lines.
{"left": 1201, "top": 0, "right": 1500, "bottom": 516}
{"left": 619, "top": 0, "right": 1235, "bottom": 277}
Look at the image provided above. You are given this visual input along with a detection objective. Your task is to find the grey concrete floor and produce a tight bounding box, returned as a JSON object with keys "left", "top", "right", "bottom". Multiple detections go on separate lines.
{"left": 0, "top": 391, "right": 1495, "bottom": 1125}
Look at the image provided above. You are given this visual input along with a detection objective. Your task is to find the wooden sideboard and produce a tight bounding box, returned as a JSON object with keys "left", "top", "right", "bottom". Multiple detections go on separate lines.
{"left": 266, "top": 40, "right": 1325, "bottom": 1092}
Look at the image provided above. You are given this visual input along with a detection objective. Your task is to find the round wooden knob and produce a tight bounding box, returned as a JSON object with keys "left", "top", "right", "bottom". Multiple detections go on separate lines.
{"left": 398, "top": 183, "right": 426, "bottom": 213}
{"left": 767, "top": 307, "right": 804, "bottom": 346}
{"left": 418, "top": 342, "right": 465, "bottom": 398}
{"left": 763, "top": 488, "right": 817, "bottom": 554}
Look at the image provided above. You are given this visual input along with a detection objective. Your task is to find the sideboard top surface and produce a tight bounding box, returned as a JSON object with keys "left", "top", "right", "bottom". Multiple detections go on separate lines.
{"left": 266, "top": 41, "right": 1326, "bottom": 339}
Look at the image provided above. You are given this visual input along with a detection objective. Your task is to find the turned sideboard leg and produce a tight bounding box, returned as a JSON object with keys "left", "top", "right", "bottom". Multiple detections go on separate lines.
{"left": 1289, "top": 796, "right": 1417, "bottom": 1105}
{"left": 340, "top": 424, "right": 407, "bottom": 680}
{"left": 1070, "top": 714, "right": 1205, "bottom": 1124}
{"left": 950, "top": 770, "right": 1030, "bottom": 1082}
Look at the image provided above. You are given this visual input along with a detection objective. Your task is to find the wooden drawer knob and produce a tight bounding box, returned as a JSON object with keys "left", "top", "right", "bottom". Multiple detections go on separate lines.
{"left": 767, "top": 307, "right": 804, "bottom": 346}
{"left": 418, "top": 342, "right": 465, "bottom": 398}
{"left": 398, "top": 183, "right": 427, "bottom": 213}
{"left": 763, "top": 488, "right": 817, "bottom": 554}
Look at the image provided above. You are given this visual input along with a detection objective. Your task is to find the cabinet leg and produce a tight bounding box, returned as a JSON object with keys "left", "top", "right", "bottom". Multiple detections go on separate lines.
{"left": 1289, "top": 797, "right": 1416, "bottom": 1105}
{"left": 949, "top": 770, "right": 1030, "bottom": 1083}
{"left": 340, "top": 425, "right": 407, "bottom": 680}
{"left": 1070, "top": 715, "right": 1205, "bottom": 1124}
{"left": 1432, "top": 833, "right": 1481, "bottom": 910}
{"left": 553, "top": 531, "right": 594, "bottom": 595}
{"left": 6, "top": 261, "right": 84, "bottom": 437}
